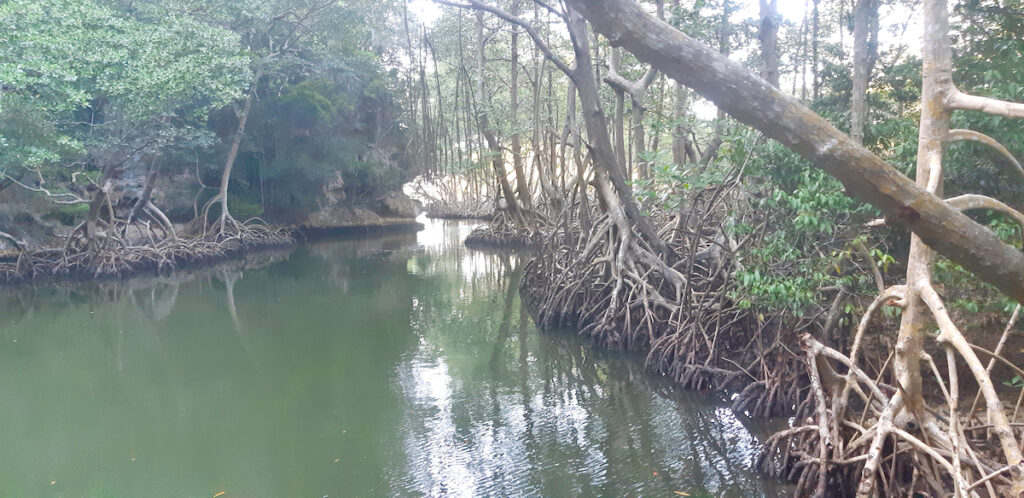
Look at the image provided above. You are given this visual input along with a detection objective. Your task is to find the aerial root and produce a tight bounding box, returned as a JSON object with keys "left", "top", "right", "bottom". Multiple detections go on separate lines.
{"left": 464, "top": 209, "right": 551, "bottom": 249}
{"left": 520, "top": 186, "right": 807, "bottom": 415}
{"left": 519, "top": 195, "right": 1024, "bottom": 496}
{"left": 0, "top": 205, "right": 292, "bottom": 285}
{"left": 756, "top": 288, "right": 1024, "bottom": 497}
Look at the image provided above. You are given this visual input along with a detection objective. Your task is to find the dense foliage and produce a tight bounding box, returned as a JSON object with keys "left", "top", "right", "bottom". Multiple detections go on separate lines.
{"left": 0, "top": 0, "right": 415, "bottom": 242}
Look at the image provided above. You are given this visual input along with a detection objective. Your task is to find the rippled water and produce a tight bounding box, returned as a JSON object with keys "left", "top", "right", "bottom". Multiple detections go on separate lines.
{"left": 0, "top": 218, "right": 782, "bottom": 496}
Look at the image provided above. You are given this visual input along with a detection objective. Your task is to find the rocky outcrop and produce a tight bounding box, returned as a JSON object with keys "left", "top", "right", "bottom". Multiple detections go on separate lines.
{"left": 376, "top": 190, "right": 418, "bottom": 218}
{"left": 303, "top": 205, "right": 385, "bottom": 229}
{"left": 300, "top": 203, "right": 421, "bottom": 237}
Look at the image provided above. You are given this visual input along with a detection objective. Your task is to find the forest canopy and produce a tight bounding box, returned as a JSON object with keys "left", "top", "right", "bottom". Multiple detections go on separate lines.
{"left": 0, "top": 0, "right": 415, "bottom": 242}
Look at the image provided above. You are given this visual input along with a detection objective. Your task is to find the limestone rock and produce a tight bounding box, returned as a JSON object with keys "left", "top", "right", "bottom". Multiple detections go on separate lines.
{"left": 375, "top": 190, "right": 417, "bottom": 218}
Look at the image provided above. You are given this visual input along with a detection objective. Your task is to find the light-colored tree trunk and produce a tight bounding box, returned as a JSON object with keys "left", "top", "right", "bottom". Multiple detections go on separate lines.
{"left": 672, "top": 84, "right": 697, "bottom": 166}
{"left": 812, "top": 0, "right": 820, "bottom": 100}
{"left": 216, "top": 67, "right": 261, "bottom": 233}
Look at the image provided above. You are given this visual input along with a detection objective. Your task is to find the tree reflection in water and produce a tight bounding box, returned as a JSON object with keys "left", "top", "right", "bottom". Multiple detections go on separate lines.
{"left": 395, "top": 219, "right": 783, "bottom": 497}
{"left": 0, "top": 219, "right": 781, "bottom": 496}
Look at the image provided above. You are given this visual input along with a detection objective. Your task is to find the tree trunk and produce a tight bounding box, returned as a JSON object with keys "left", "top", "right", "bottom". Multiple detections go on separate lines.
{"left": 850, "top": 0, "right": 879, "bottom": 144}
{"left": 672, "top": 84, "right": 697, "bottom": 166}
{"left": 812, "top": 0, "right": 820, "bottom": 100}
{"left": 475, "top": 11, "right": 522, "bottom": 219}
{"left": 509, "top": 0, "right": 532, "bottom": 209}
{"left": 217, "top": 67, "right": 262, "bottom": 232}
{"left": 758, "top": 0, "right": 779, "bottom": 88}
{"left": 127, "top": 156, "right": 160, "bottom": 230}
{"left": 630, "top": 96, "right": 646, "bottom": 178}
{"left": 612, "top": 50, "right": 628, "bottom": 178}
{"left": 566, "top": 9, "right": 672, "bottom": 260}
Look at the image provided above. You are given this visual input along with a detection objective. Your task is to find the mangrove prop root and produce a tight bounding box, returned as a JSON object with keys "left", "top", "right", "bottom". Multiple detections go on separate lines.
{"left": 757, "top": 328, "right": 1024, "bottom": 497}
{"left": 0, "top": 215, "right": 292, "bottom": 285}
{"left": 520, "top": 183, "right": 805, "bottom": 419}
{"left": 512, "top": 188, "right": 1023, "bottom": 496}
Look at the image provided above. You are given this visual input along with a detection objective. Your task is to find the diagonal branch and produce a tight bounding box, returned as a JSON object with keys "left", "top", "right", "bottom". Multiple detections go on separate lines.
{"left": 604, "top": 65, "right": 656, "bottom": 97}
{"left": 0, "top": 229, "right": 25, "bottom": 252}
{"left": 947, "top": 129, "right": 1024, "bottom": 180}
{"left": 1, "top": 173, "right": 90, "bottom": 205}
{"left": 531, "top": 0, "right": 566, "bottom": 21}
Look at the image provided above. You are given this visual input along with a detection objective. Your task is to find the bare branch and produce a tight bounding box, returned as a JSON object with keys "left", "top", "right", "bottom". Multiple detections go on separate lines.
{"left": 434, "top": 0, "right": 575, "bottom": 77}
{"left": 603, "top": 65, "right": 656, "bottom": 98}
{"left": 530, "top": 0, "right": 566, "bottom": 21}
{"left": 946, "top": 194, "right": 1024, "bottom": 228}
{"left": 949, "top": 90, "right": 1024, "bottom": 118}
{"left": 849, "top": 285, "right": 906, "bottom": 363}
{"left": 920, "top": 283, "right": 1024, "bottom": 468}
{"left": 564, "top": 0, "right": 1024, "bottom": 302}
{"left": 1, "top": 174, "right": 90, "bottom": 205}
{"left": 0, "top": 229, "right": 25, "bottom": 252}
{"left": 947, "top": 129, "right": 1024, "bottom": 180}
{"left": 968, "top": 304, "right": 1021, "bottom": 420}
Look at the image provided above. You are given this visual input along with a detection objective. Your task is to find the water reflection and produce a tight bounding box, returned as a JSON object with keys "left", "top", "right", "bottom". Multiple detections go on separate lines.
{"left": 391, "top": 219, "right": 780, "bottom": 497}
{"left": 0, "top": 218, "right": 780, "bottom": 497}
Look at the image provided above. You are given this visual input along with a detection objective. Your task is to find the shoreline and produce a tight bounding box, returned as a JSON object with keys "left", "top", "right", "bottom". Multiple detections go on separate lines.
{"left": 0, "top": 219, "right": 425, "bottom": 287}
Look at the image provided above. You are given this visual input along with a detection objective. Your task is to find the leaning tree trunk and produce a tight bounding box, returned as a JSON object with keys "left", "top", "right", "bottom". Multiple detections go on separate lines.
{"left": 565, "top": 0, "right": 1024, "bottom": 301}
{"left": 565, "top": 0, "right": 1024, "bottom": 494}
{"left": 213, "top": 66, "right": 262, "bottom": 234}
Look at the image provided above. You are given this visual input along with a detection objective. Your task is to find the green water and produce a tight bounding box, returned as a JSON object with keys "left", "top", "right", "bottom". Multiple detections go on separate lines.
{"left": 0, "top": 219, "right": 782, "bottom": 497}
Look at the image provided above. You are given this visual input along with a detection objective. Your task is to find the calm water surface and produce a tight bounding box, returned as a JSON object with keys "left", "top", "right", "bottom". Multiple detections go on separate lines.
{"left": 0, "top": 218, "right": 782, "bottom": 497}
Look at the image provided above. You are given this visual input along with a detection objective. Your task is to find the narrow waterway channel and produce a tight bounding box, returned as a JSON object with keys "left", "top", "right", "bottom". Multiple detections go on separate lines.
{"left": 0, "top": 218, "right": 783, "bottom": 496}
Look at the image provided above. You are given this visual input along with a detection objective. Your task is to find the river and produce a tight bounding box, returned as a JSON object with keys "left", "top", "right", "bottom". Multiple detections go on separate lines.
{"left": 0, "top": 218, "right": 783, "bottom": 496}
